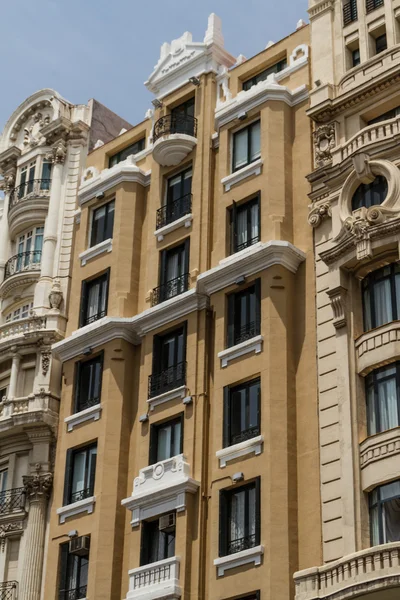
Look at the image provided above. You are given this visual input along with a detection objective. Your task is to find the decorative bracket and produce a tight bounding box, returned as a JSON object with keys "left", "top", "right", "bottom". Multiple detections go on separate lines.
{"left": 327, "top": 286, "right": 347, "bottom": 329}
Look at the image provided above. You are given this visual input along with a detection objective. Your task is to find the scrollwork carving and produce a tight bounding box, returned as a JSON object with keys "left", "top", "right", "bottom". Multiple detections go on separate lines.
{"left": 308, "top": 203, "right": 332, "bottom": 227}
{"left": 327, "top": 286, "right": 347, "bottom": 329}
{"left": 313, "top": 123, "right": 336, "bottom": 168}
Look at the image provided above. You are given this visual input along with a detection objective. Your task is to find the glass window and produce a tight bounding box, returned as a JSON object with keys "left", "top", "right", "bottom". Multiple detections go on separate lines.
{"left": 366, "top": 363, "right": 400, "bottom": 435}
{"left": 233, "top": 121, "right": 261, "bottom": 172}
{"left": 227, "top": 281, "right": 261, "bottom": 347}
{"left": 58, "top": 541, "right": 89, "bottom": 600}
{"left": 80, "top": 271, "right": 109, "bottom": 327}
{"left": 155, "top": 241, "right": 189, "bottom": 305}
{"left": 170, "top": 98, "right": 196, "bottom": 136}
{"left": 370, "top": 480, "right": 400, "bottom": 545}
{"left": 75, "top": 355, "right": 103, "bottom": 414}
{"left": 352, "top": 175, "right": 387, "bottom": 211}
{"left": 5, "top": 302, "right": 33, "bottom": 323}
{"left": 109, "top": 138, "right": 145, "bottom": 168}
{"left": 375, "top": 33, "right": 387, "bottom": 54}
{"left": 149, "top": 326, "right": 186, "bottom": 398}
{"left": 224, "top": 379, "right": 261, "bottom": 447}
{"left": 368, "top": 107, "right": 400, "bottom": 126}
{"left": 64, "top": 444, "right": 97, "bottom": 505}
{"left": 243, "top": 59, "right": 287, "bottom": 91}
{"left": 352, "top": 48, "right": 360, "bottom": 67}
{"left": 219, "top": 480, "right": 260, "bottom": 556}
{"left": 231, "top": 196, "right": 260, "bottom": 254}
{"left": 362, "top": 264, "right": 400, "bottom": 331}
{"left": 40, "top": 161, "right": 52, "bottom": 190}
{"left": 90, "top": 200, "right": 115, "bottom": 247}
{"left": 150, "top": 416, "right": 183, "bottom": 464}
{"left": 140, "top": 516, "right": 176, "bottom": 566}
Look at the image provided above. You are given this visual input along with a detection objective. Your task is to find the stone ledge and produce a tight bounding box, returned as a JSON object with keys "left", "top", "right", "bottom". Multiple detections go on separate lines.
{"left": 147, "top": 386, "right": 187, "bottom": 411}
{"left": 154, "top": 214, "right": 193, "bottom": 242}
{"left": 221, "top": 159, "right": 263, "bottom": 192}
{"left": 56, "top": 496, "right": 96, "bottom": 524}
{"left": 218, "top": 335, "right": 263, "bottom": 368}
{"left": 214, "top": 545, "right": 264, "bottom": 576}
{"left": 79, "top": 239, "right": 112, "bottom": 266}
{"left": 216, "top": 435, "right": 264, "bottom": 467}
{"left": 64, "top": 404, "right": 102, "bottom": 432}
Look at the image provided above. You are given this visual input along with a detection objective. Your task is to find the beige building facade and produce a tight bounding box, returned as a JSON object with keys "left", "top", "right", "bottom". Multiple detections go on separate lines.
{"left": 295, "top": 0, "right": 400, "bottom": 599}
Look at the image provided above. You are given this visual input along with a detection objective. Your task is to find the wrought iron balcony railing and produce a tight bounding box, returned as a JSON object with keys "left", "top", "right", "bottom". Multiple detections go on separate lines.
{"left": 230, "top": 425, "right": 260, "bottom": 446}
{"left": 58, "top": 585, "right": 87, "bottom": 600}
{"left": 343, "top": 0, "right": 357, "bottom": 25}
{"left": 235, "top": 234, "right": 260, "bottom": 254}
{"left": 0, "top": 488, "right": 25, "bottom": 515}
{"left": 76, "top": 395, "right": 100, "bottom": 413}
{"left": 9, "top": 179, "right": 51, "bottom": 210}
{"left": 152, "top": 273, "right": 189, "bottom": 307}
{"left": 0, "top": 582, "right": 17, "bottom": 600}
{"left": 153, "top": 114, "right": 197, "bottom": 142}
{"left": 231, "top": 319, "right": 261, "bottom": 347}
{"left": 69, "top": 487, "right": 93, "bottom": 504}
{"left": 4, "top": 251, "right": 42, "bottom": 280}
{"left": 82, "top": 309, "right": 106, "bottom": 327}
{"left": 148, "top": 361, "right": 187, "bottom": 399}
{"left": 366, "top": 0, "right": 383, "bottom": 13}
{"left": 227, "top": 533, "right": 257, "bottom": 555}
{"left": 156, "top": 193, "right": 192, "bottom": 230}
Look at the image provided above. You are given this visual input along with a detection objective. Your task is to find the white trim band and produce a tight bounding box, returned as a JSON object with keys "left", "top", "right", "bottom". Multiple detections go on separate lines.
{"left": 218, "top": 335, "right": 263, "bottom": 368}
{"left": 214, "top": 545, "right": 264, "bottom": 576}
{"left": 216, "top": 435, "right": 264, "bottom": 467}
{"left": 221, "top": 159, "right": 263, "bottom": 192}
{"left": 79, "top": 239, "right": 112, "bottom": 266}
{"left": 64, "top": 404, "right": 102, "bottom": 432}
{"left": 57, "top": 496, "right": 96, "bottom": 524}
{"left": 155, "top": 214, "right": 193, "bottom": 241}
{"left": 147, "top": 386, "right": 187, "bottom": 411}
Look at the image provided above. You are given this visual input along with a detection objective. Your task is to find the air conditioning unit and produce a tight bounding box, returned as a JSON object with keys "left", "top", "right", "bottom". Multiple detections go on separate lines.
{"left": 159, "top": 513, "right": 175, "bottom": 532}
{"left": 69, "top": 535, "right": 90, "bottom": 556}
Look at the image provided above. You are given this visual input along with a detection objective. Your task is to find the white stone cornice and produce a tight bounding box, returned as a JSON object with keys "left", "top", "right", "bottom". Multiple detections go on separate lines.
{"left": 197, "top": 241, "right": 306, "bottom": 295}
{"left": 215, "top": 82, "right": 309, "bottom": 128}
{"left": 78, "top": 157, "right": 151, "bottom": 205}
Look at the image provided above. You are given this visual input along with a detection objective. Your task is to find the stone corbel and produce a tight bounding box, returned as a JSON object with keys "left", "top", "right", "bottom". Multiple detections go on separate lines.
{"left": 46, "top": 139, "right": 67, "bottom": 165}
{"left": 352, "top": 153, "right": 375, "bottom": 184}
{"left": 327, "top": 286, "right": 347, "bottom": 329}
{"left": 308, "top": 202, "right": 331, "bottom": 227}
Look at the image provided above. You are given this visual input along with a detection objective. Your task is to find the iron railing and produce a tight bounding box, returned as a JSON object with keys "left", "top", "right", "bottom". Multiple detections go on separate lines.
{"left": 0, "top": 488, "right": 25, "bottom": 515}
{"left": 82, "top": 309, "right": 106, "bottom": 327}
{"left": 232, "top": 319, "right": 260, "bottom": 347}
{"left": 4, "top": 251, "right": 42, "bottom": 280}
{"left": 235, "top": 235, "right": 260, "bottom": 254}
{"left": 9, "top": 179, "right": 51, "bottom": 210}
{"left": 148, "top": 361, "right": 187, "bottom": 399}
{"left": 69, "top": 488, "right": 93, "bottom": 504}
{"left": 228, "top": 533, "right": 256, "bottom": 555}
{"left": 58, "top": 585, "right": 87, "bottom": 600}
{"left": 343, "top": 0, "right": 357, "bottom": 24}
{"left": 152, "top": 273, "right": 189, "bottom": 306}
{"left": 156, "top": 193, "right": 192, "bottom": 230}
{"left": 230, "top": 425, "right": 260, "bottom": 446}
{"left": 76, "top": 395, "right": 100, "bottom": 413}
{"left": 366, "top": 0, "right": 383, "bottom": 12}
{"left": 153, "top": 114, "right": 197, "bottom": 142}
{"left": 0, "top": 582, "right": 17, "bottom": 600}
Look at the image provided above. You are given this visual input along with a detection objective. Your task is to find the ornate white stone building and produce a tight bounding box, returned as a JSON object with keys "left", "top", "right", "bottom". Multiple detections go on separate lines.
{"left": 0, "top": 89, "right": 130, "bottom": 600}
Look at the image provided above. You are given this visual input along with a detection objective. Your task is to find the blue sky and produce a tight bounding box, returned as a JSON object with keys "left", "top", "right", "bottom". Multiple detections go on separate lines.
{"left": 0, "top": 0, "right": 308, "bottom": 131}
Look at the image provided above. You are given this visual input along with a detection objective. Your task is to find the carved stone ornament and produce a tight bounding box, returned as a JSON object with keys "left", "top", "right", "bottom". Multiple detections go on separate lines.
{"left": 3, "top": 171, "right": 16, "bottom": 192}
{"left": 313, "top": 122, "right": 336, "bottom": 168}
{"left": 327, "top": 286, "right": 347, "bottom": 329}
{"left": 23, "top": 111, "right": 50, "bottom": 148}
{"left": 47, "top": 140, "right": 67, "bottom": 164}
{"left": 0, "top": 522, "right": 24, "bottom": 551}
{"left": 23, "top": 466, "right": 53, "bottom": 502}
{"left": 49, "top": 279, "right": 63, "bottom": 310}
{"left": 41, "top": 352, "right": 51, "bottom": 376}
{"left": 308, "top": 202, "right": 331, "bottom": 227}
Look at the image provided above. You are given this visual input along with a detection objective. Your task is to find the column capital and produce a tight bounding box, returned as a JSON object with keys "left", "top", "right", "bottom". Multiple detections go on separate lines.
{"left": 46, "top": 139, "right": 67, "bottom": 165}
{"left": 23, "top": 467, "right": 53, "bottom": 502}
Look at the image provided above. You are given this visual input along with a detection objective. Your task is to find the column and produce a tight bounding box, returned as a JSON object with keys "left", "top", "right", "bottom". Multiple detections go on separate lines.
{"left": 20, "top": 469, "right": 53, "bottom": 600}
{"left": 34, "top": 140, "right": 66, "bottom": 309}
{"left": 8, "top": 352, "right": 21, "bottom": 399}
{"left": 0, "top": 173, "right": 14, "bottom": 282}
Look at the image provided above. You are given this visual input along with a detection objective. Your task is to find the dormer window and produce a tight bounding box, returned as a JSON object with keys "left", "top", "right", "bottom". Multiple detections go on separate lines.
{"left": 351, "top": 176, "right": 387, "bottom": 211}
{"left": 109, "top": 138, "right": 145, "bottom": 168}
{"left": 242, "top": 59, "right": 287, "bottom": 91}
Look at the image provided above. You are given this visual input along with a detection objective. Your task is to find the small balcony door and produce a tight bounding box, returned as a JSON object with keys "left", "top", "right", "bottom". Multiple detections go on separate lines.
{"left": 170, "top": 98, "right": 195, "bottom": 136}
{"left": 158, "top": 240, "right": 189, "bottom": 303}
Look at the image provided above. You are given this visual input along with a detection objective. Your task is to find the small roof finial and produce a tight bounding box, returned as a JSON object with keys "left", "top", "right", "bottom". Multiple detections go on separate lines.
{"left": 204, "top": 13, "right": 224, "bottom": 47}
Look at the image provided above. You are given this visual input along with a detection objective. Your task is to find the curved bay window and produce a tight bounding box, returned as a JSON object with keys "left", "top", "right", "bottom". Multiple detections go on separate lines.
{"left": 366, "top": 363, "right": 400, "bottom": 435}
{"left": 362, "top": 264, "right": 400, "bottom": 331}
{"left": 351, "top": 175, "right": 387, "bottom": 211}
{"left": 370, "top": 480, "right": 400, "bottom": 546}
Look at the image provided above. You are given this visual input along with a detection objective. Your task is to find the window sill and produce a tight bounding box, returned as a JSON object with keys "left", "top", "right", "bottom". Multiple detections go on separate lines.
{"left": 147, "top": 385, "right": 187, "bottom": 411}
{"left": 214, "top": 545, "right": 264, "bottom": 576}
{"left": 56, "top": 496, "right": 96, "bottom": 524}
{"left": 216, "top": 435, "right": 264, "bottom": 468}
{"left": 79, "top": 238, "right": 112, "bottom": 266}
{"left": 154, "top": 214, "right": 193, "bottom": 241}
{"left": 221, "top": 159, "right": 263, "bottom": 192}
{"left": 218, "top": 335, "right": 263, "bottom": 368}
{"left": 64, "top": 403, "right": 102, "bottom": 432}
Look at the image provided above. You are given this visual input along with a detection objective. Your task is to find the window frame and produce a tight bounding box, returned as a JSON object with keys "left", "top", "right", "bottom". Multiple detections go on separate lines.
{"left": 230, "top": 195, "right": 261, "bottom": 254}
{"left": 365, "top": 362, "right": 400, "bottom": 435}
{"left": 108, "top": 138, "right": 145, "bottom": 168}
{"left": 226, "top": 280, "right": 261, "bottom": 348}
{"left": 79, "top": 268, "right": 110, "bottom": 328}
{"left": 63, "top": 443, "right": 97, "bottom": 506}
{"left": 232, "top": 120, "right": 261, "bottom": 173}
{"left": 58, "top": 541, "right": 89, "bottom": 600}
{"left": 362, "top": 263, "right": 400, "bottom": 331}
{"left": 140, "top": 516, "right": 176, "bottom": 566}
{"left": 74, "top": 353, "right": 104, "bottom": 414}
{"left": 149, "top": 414, "right": 184, "bottom": 465}
{"left": 375, "top": 33, "right": 387, "bottom": 55}
{"left": 242, "top": 58, "right": 287, "bottom": 91}
{"left": 223, "top": 378, "right": 261, "bottom": 448}
{"left": 152, "top": 323, "right": 187, "bottom": 376}
{"left": 89, "top": 200, "right": 115, "bottom": 248}
{"left": 369, "top": 480, "right": 400, "bottom": 545}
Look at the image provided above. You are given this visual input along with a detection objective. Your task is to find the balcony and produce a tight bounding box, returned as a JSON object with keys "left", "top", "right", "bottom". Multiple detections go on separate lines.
{"left": 152, "top": 115, "right": 197, "bottom": 167}
{"left": 0, "top": 251, "right": 42, "bottom": 299}
{"left": 125, "top": 557, "right": 181, "bottom": 599}
{"left": 121, "top": 454, "right": 199, "bottom": 526}
{"left": 0, "top": 488, "right": 25, "bottom": 517}
{"left": 8, "top": 180, "right": 50, "bottom": 237}
{"left": 148, "top": 361, "right": 186, "bottom": 400}
{"left": 231, "top": 320, "right": 261, "bottom": 347}
{"left": 366, "top": 0, "right": 384, "bottom": 13}
{"left": 155, "top": 194, "right": 192, "bottom": 241}
{"left": 0, "top": 582, "right": 17, "bottom": 600}
{"left": 343, "top": 0, "right": 357, "bottom": 25}
{"left": 294, "top": 543, "right": 400, "bottom": 600}
{"left": 360, "top": 427, "right": 400, "bottom": 490}
{"left": 0, "top": 315, "right": 47, "bottom": 350}
{"left": 355, "top": 321, "right": 400, "bottom": 375}
{"left": 58, "top": 585, "right": 87, "bottom": 600}
{"left": 0, "top": 392, "right": 59, "bottom": 434}
{"left": 151, "top": 274, "right": 189, "bottom": 307}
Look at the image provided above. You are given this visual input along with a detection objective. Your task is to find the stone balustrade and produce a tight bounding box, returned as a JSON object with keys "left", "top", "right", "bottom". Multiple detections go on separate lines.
{"left": 355, "top": 321, "right": 400, "bottom": 375}
{"left": 0, "top": 316, "right": 47, "bottom": 345}
{"left": 126, "top": 557, "right": 181, "bottom": 599}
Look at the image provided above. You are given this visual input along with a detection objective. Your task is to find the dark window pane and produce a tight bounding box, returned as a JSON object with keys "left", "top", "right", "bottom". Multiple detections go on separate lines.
{"left": 369, "top": 480, "right": 400, "bottom": 545}
{"left": 362, "top": 264, "right": 399, "bottom": 330}
{"left": 76, "top": 355, "right": 102, "bottom": 413}
{"left": 365, "top": 363, "right": 400, "bottom": 435}
{"left": 90, "top": 201, "right": 115, "bottom": 247}
{"left": 352, "top": 175, "right": 387, "bottom": 211}
{"left": 225, "top": 379, "right": 261, "bottom": 447}
{"left": 109, "top": 138, "right": 145, "bottom": 168}
{"left": 233, "top": 121, "right": 261, "bottom": 172}
{"left": 227, "top": 282, "right": 260, "bottom": 347}
{"left": 141, "top": 518, "right": 176, "bottom": 566}
{"left": 220, "top": 481, "right": 260, "bottom": 556}
{"left": 243, "top": 58, "right": 287, "bottom": 91}
{"left": 375, "top": 34, "right": 387, "bottom": 54}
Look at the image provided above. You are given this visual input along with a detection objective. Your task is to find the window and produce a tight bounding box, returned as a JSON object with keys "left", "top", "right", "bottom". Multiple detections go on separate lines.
{"left": 243, "top": 59, "right": 287, "bottom": 91}
{"left": 63, "top": 444, "right": 97, "bottom": 505}
{"left": 351, "top": 175, "right": 388, "bottom": 211}
{"left": 230, "top": 196, "right": 260, "bottom": 254}
{"left": 352, "top": 48, "right": 360, "bottom": 67}
{"left": 368, "top": 106, "right": 400, "bottom": 125}
{"left": 366, "top": 363, "right": 400, "bottom": 435}
{"left": 0, "top": 387, "right": 7, "bottom": 400}
{"left": 79, "top": 270, "right": 110, "bottom": 327}
{"left": 219, "top": 479, "right": 260, "bottom": 556}
{"left": 224, "top": 378, "right": 260, "bottom": 447}
{"left": 233, "top": 121, "right": 261, "bottom": 172}
{"left": 170, "top": 98, "right": 195, "bottom": 136}
{"left": 74, "top": 355, "right": 103, "bottom": 414}
{"left": 18, "top": 161, "right": 36, "bottom": 197}
{"left": 0, "top": 470, "right": 8, "bottom": 502}
{"left": 5, "top": 302, "right": 33, "bottom": 323}
{"left": 343, "top": 0, "right": 357, "bottom": 25}
{"left": 109, "top": 138, "right": 145, "bottom": 168}
{"left": 17, "top": 159, "right": 51, "bottom": 197}
{"left": 90, "top": 200, "right": 115, "bottom": 247}
{"left": 366, "top": 0, "right": 384, "bottom": 13}
{"left": 150, "top": 415, "right": 183, "bottom": 464}
{"left": 40, "top": 161, "right": 52, "bottom": 190}
{"left": 362, "top": 264, "right": 400, "bottom": 330}
{"left": 227, "top": 280, "right": 261, "bottom": 348}
{"left": 58, "top": 541, "right": 89, "bottom": 600}
{"left": 140, "top": 516, "right": 176, "bottom": 566}
{"left": 154, "top": 240, "right": 189, "bottom": 305}
{"left": 375, "top": 33, "right": 387, "bottom": 54}
{"left": 370, "top": 480, "right": 400, "bottom": 545}
{"left": 15, "top": 227, "right": 44, "bottom": 272}
{"left": 157, "top": 167, "right": 192, "bottom": 229}
{"left": 149, "top": 326, "right": 186, "bottom": 398}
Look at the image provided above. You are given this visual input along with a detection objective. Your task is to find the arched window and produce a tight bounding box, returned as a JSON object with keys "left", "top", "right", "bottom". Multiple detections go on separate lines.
{"left": 362, "top": 263, "right": 400, "bottom": 330}
{"left": 351, "top": 175, "right": 388, "bottom": 211}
